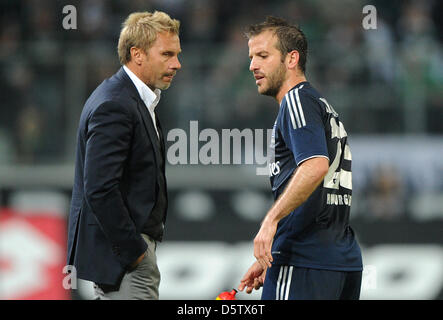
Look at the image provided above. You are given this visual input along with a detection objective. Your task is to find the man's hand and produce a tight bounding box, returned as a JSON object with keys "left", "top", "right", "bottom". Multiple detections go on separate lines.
{"left": 238, "top": 261, "right": 267, "bottom": 294}
{"left": 253, "top": 219, "right": 277, "bottom": 270}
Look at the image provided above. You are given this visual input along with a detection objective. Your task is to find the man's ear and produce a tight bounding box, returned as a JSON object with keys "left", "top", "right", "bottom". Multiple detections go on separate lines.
{"left": 130, "top": 47, "right": 144, "bottom": 65}
{"left": 286, "top": 50, "right": 300, "bottom": 70}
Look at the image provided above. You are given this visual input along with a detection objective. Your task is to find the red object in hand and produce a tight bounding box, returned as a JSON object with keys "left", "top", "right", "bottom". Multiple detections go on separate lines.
{"left": 216, "top": 289, "right": 237, "bottom": 300}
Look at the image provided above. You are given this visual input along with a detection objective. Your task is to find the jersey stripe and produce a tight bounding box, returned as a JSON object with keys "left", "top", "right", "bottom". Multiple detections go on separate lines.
{"left": 279, "top": 266, "right": 288, "bottom": 300}
{"left": 284, "top": 266, "right": 293, "bottom": 300}
{"left": 285, "top": 94, "right": 298, "bottom": 130}
{"left": 289, "top": 91, "right": 302, "bottom": 128}
{"left": 295, "top": 88, "right": 307, "bottom": 127}
{"left": 275, "top": 266, "right": 284, "bottom": 299}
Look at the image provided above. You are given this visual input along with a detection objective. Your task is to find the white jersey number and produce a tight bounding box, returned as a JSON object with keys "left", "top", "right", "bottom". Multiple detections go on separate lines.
{"left": 323, "top": 107, "right": 352, "bottom": 190}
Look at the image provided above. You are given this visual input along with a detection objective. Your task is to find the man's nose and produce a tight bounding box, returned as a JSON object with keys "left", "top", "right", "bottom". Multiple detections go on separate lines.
{"left": 249, "top": 58, "right": 257, "bottom": 72}
{"left": 172, "top": 56, "right": 181, "bottom": 70}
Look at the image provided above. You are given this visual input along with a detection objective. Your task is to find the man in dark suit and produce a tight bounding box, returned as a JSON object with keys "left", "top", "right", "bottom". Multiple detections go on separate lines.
{"left": 66, "top": 11, "right": 181, "bottom": 300}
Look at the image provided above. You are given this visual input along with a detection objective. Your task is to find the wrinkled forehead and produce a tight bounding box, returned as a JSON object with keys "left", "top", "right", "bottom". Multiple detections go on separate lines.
{"left": 248, "top": 30, "right": 278, "bottom": 55}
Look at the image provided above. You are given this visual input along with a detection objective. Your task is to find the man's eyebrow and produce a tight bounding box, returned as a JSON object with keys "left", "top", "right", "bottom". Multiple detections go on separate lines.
{"left": 162, "top": 49, "right": 181, "bottom": 55}
{"left": 249, "top": 50, "right": 268, "bottom": 58}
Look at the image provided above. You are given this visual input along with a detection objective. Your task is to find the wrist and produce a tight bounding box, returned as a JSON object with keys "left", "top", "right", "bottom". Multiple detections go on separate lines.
{"left": 262, "top": 213, "right": 279, "bottom": 227}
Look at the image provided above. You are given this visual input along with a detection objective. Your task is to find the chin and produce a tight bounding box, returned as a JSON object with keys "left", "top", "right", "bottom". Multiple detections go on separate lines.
{"left": 257, "top": 85, "right": 266, "bottom": 94}
{"left": 258, "top": 86, "right": 270, "bottom": 95}
{"left": 261, "top": 87, "right": 279, "bottom": 98}
{"left": 156, "top": 83, "right": 170, "bottom": 90}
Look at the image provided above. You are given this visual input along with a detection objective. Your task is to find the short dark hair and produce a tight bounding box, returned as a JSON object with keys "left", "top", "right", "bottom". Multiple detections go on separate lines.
{"left": 245, "top": 16, "right": 308, "bottom": 73}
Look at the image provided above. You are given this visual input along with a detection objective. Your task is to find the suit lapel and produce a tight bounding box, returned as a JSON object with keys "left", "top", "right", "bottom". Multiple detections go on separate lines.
{"left": 116, "top": 67, "right": 163, "bottom": 169}
{"left": 135, "top": 98, "right": 163, "bottom": 169}
{"left": 155, "top": 113, "right": 166, "bottom": 157}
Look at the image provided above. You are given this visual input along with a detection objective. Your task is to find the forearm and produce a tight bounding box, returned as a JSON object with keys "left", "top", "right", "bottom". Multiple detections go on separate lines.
{"left": 263, "top": 157, "right": 329, "bottom": 226}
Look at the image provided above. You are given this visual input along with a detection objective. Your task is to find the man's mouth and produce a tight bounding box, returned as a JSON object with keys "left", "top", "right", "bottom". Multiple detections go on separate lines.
{"left": 254, "top": 74, "right": 265, "bottom": 85}
{"left": 163, "top": 73, "right": 175, "bottom": 81}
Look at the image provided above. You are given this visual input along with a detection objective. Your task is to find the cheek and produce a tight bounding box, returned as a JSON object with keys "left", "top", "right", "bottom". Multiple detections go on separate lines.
{"left": 141, "top": 61, "right": 153, "bottom": 77}
{"left": 268, "top": 62, "right": 283, "bottom": 79}
{"left": 144, "top": 55, "right": 161, "bottom": 73}
{"left": 153, "top": 61, "right": 166, "bottom": 76}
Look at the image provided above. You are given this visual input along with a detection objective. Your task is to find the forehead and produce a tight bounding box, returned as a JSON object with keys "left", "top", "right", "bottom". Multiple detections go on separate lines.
{"left": 248, "top": 30, "right": 278, "bottom": 54}
{"left": 152, "top": 31, "right": 181, "bottom": 51}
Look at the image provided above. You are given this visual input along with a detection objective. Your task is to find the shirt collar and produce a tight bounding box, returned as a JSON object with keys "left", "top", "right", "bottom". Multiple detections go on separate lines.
{"left": 123, "top": 65, "right": 161, "bottom": 113}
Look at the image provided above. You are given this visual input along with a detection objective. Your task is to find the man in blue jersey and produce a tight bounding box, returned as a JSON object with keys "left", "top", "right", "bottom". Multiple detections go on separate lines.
{"left": 237, "top": 17, "right": 363, "bottom": 300}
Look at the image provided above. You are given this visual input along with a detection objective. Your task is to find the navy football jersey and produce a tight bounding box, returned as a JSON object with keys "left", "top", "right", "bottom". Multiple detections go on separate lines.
{"left": 268, "top": 81, "right": 362, "bottom": 271}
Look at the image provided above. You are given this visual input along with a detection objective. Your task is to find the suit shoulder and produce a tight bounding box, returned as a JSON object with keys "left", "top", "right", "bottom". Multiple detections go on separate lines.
{"left": 83, "top": 76, "right": 136, "bottom": 116}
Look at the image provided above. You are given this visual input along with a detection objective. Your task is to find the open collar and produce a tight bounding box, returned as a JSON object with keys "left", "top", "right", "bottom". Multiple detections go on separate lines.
{"left": 123, "top": 65, "right": 161, "bottom": 114}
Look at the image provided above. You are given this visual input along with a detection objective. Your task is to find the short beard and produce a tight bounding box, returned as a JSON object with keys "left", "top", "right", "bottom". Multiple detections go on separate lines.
{"left": 260, "top": 62, "right": 286, "bottom": 98}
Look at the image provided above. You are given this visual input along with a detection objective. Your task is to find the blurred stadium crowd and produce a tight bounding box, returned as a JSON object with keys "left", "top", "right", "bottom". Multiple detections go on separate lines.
{"left": 1, "top": 0, "right": 442, "bottom": 222}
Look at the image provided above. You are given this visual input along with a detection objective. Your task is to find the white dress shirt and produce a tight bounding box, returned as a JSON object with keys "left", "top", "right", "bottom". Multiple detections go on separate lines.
{"left": 123, "top": 65, "right": 161, "bottom": 138}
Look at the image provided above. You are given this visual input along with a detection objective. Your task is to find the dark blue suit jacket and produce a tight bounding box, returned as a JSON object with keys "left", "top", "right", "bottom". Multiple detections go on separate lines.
{"left": 66, "top": 67, "right": 167, "bottom": 286}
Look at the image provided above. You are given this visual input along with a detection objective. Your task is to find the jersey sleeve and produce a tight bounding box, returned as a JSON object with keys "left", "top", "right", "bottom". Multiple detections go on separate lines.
{"left": 278, "top": 88, "right": 329, "bottom": 166}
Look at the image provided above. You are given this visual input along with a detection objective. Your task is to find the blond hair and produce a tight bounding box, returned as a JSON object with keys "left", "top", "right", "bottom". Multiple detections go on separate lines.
{"left": 118, "top": 11, "right": 180, "bottom": 65}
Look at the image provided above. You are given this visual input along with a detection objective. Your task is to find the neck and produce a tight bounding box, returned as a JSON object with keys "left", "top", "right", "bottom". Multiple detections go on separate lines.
{"left": 125, "top": 62, "right": 141, "bottom": 80}
{"left": 275, "top": 73, "right": 307, "bottom": 104}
